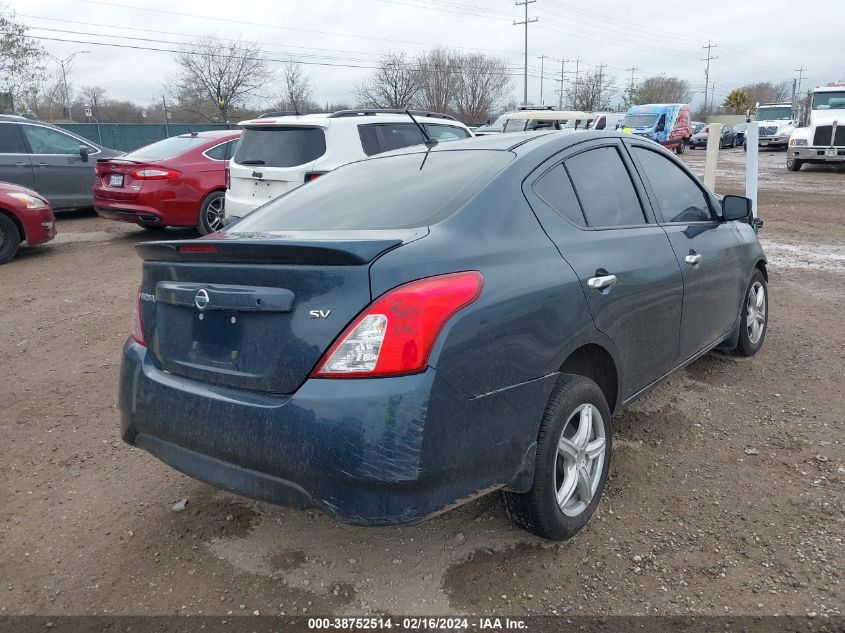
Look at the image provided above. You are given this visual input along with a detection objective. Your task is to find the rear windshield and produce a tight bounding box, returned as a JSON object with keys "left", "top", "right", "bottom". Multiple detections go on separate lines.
{"left": 233, "top": 126, "right": 326, "bottom": 167}
{"left": 228, "top": 150, "right": 513, "bottom": 231}
{"left": 123, "top": 135, "right": 206, "bottom": 160}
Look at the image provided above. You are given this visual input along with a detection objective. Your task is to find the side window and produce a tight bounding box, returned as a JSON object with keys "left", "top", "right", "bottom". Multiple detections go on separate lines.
{"left": 565, "top": 146, "right": 647, "bottom": 227}
{"left": 204, "top": 142, "right": 228, "bottom": 160}
{"left": 0, "top": 124, "right": 26, "bottom": 153}
{"left": 424, "top": 124, "right": 470, "bottom": 142}
{"left": 358, "top": 123, "right": 425, "bottom": 156}
{"left": 22, "top": 125, "right": 90, "bottom": 155}
{"left": 225, "top": 139, "right": 239, "bottom": 160}
{"left": 532, "top": 164, "right": 586, "bottom": 227}
{"left": 631, "top": 146, "right": 714, "bottom": 223}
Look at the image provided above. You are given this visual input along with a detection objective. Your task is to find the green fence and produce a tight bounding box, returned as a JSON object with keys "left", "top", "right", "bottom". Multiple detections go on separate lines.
{"left": 57, "top": 123, "right": 237, "bottom": 152}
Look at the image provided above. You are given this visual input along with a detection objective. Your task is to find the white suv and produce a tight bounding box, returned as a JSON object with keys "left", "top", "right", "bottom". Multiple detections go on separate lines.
{"left": 224, "top": 109, "right": 473, "bottom": 220}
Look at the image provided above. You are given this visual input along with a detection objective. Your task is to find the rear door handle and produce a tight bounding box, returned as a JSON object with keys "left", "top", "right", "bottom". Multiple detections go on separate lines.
{"left": 685, "top": 253, "right": 702, "bottom": 265}
{"left": 587, "top": 274, "right": 617, "bottom": 289}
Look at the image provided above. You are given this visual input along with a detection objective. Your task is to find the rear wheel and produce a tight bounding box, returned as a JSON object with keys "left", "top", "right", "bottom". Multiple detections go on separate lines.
{"left": 675, "top": 140, "right": 685, "bottom": 154}
{"left": 718, "top": 138, "right": 724, "bottom": 150}
{"left": 786, "top": 156, "right": 804, "bottom": 171}
{"left": 0, "top": 213, "right": 21, "bottom": 265}
{"left": 501, "top": 374, "right": 611, "bottom": 541}
{"left": 734, "top": 269, "right": 768, "bottom": 356}
{"left": 198, "top": 190, "right": 226, "bottom": 235}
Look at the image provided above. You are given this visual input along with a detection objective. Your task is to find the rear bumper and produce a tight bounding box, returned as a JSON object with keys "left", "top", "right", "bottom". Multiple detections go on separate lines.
{"left": 95, "top": 205, "right": 164, "bottom": 226}
{"left": 222, "top": 194, "right": 259, "bottom": 220}
{"left": 790, "top": 147, "right": 845, "bottom": 162}
{"left": 119, "top": 340, "right": 552, "bottom": 524}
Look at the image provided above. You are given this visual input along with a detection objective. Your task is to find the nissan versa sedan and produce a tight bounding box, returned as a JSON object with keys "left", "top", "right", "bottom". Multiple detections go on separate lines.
{"left": 119, "top": 131, "right": 768, "bottom": 541}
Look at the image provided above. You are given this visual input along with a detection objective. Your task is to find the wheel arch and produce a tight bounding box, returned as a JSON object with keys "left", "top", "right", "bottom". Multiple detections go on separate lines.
{"left": 559, "top": 343, "right": 619, "bottom": 416}
{"left": 754, "top": 258, "right": 768, "bottom": 281}
{"left": 0, "top": 207, "right": 26, "bottom": 242}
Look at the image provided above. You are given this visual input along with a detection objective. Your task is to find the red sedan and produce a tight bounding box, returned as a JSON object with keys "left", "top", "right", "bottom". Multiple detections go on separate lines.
{"left": 94, "top": 130, "right": 240, "bottom": 234}
{"left": 0, "top": 181, "right": 56, "bottom": 264}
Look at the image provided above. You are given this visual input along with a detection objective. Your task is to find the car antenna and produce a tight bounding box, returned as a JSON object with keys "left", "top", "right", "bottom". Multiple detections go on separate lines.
{"left": 405, "top": 109, "right": 438, "bottom": 149}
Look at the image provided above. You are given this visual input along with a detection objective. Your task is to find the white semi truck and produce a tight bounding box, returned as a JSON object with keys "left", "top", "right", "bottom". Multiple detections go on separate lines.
{"left": 786, "top": 83, "right": 845, "bottom": 171}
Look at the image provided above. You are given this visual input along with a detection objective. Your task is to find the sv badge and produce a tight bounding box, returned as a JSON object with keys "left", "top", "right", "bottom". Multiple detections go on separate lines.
{"left": 309, "top": 309, "right": 332, "bottom": 319}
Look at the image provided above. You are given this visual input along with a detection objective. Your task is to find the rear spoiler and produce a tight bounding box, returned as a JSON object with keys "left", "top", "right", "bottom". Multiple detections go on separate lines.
{"left": 136, "top": 229, "right": 427, "bottom": 266}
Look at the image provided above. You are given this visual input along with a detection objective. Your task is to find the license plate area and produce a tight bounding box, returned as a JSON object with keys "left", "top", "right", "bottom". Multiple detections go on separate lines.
{"left": 109, "top": 174, "right": 124, "bottom": 187}
{"left": 826, "top": 148, "right": 837, "bottom": 157}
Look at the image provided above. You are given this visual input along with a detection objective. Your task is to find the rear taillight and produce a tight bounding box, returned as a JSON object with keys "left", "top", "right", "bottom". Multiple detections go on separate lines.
{"left": 304, "top": 172, "right": 323, "bottom": 183}
{"left": 130, "top": 289, "right": 145, "bottom": 346}
{"left": 95, "top": 162, "right": 108, "bottom": 177}
{"left": 225, "top": 166, "right": 231, "bottom": 189}
{"left": 130, "top": 166, "right": 181, "bottom": 180}
{"left": 312, "top": 271, "right": 483, "bottom": 378}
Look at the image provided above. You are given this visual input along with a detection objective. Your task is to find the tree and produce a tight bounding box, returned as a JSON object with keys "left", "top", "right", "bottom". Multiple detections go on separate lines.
{"left": 632, "top": 76, "right": 692, "bottom": 105}
{"left": 171, "top": 35, "right": 273, "bottom": 122}
{"left": 413, "top": 47, "right": 459, "bottom": 113}
{"left": 355, "top": 51, "right": 419, "bottom": 109}
{"left": 741, "top": 81, "right": 791, "bottom": 106}
{"left": 566, "top": 69, "right": 616, "bottom": 111}
{"left": 0, "top": 6, "right": 47, "bottom": 112}
{"left": 722, "top": 88, "right": 750, "bottom": 114}
{"left": 452, "top": 52, "right": 511, "bottom": 124}
{"left": 276, "top": 61, "right": 314, "bottom": 113}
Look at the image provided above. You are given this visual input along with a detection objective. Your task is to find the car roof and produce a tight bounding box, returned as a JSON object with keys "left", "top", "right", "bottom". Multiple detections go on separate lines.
{"left": 175, "top": 130, "right": 241, "bottom": 139}
{"left": 502, "top": 109, "right": 592, "bottom": 121}
{"left": 237, "top": 112, "right": 466, "bottom": 129}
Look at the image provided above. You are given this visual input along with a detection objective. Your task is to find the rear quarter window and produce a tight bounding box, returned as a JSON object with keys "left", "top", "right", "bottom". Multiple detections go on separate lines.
{"left": 228, "top": 150, "right": 513, "bottom": 231}
{"left": 234, "top": 127, "right": 326, "bottom": 167}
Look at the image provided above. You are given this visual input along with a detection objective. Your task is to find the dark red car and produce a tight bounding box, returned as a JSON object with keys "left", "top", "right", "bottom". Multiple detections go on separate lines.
{"left": 0, "top": 181, "right": 56, "bottom": 264}
{"left": 94, "top": 130, "right": 240, "bottom": 234}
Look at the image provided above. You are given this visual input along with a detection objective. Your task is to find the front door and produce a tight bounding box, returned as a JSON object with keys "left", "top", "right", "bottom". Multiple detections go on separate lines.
{"left": 0, "top": 122, "right": 35, "bottom": 190}
{"left": 627, "top": 142, "right": 744, "bottom": 360}
{"left": 20, "top": 123, "right": 97, "bottom": 209}
{"left": 526, "top": 140, "right": 684, "bottom": 398}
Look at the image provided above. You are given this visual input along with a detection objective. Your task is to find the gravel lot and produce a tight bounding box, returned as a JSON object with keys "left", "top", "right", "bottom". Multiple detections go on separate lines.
{"left": 1, "top": 147, "right": 842, "bottom": 618}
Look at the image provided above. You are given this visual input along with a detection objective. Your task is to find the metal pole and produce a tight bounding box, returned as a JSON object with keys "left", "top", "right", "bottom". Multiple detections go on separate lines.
{"left": 702, "top": 40, "right": 718, "bottom": 118}
{"left": 514, "top": 0, "right": 537, "bottom": 106}
{"left": 162, "top": 95, "right": 170, "bottom": 137}
{"left": 703, "top": 123, "right": 721, "bottom": 191}
{"left": 745, "top": 122, "right": 759, "bottom": 218}
{"left": 557, "top": 58, "right": 567, "bottom": 110}
{"left": 537, "top": 55, "right": 548, "bottom": 105}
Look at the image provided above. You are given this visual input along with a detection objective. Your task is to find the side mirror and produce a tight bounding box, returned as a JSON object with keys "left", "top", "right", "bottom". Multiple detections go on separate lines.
{"left": 79, "top": 145, "right": 89, "bottom": 161}
{"left": 722, "top": 195, "right": 752, "bottom": 221}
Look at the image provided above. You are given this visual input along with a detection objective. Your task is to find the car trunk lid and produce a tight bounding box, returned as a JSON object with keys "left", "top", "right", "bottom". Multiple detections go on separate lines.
{"left": 136, "top": 229, "right": 426, "bottom": 394}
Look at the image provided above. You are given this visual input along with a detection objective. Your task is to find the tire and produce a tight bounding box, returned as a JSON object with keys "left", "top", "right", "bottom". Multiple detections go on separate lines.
{"left": 744, "top": 142, "right": 747, "bottom": 153}
{"left": 501, "top": 374, "right": 612, "bottom": 541}
{"left": 786, "top": 157, "right": 804, "bottom": 171}
{"left": 0, "top": 213, "right": 21, "bottom": 265}
{"left": 732, "top": 138, "right": 737, "bottom": 148}
{"left": 718, "top": 138, "right": 724, "bottom": 150}
{"left": 734, "top": 269, "right": 768, "bottom": 357}
{"left": 675, "top": 140, "right": 685, "bottom": 154}
{"left": 198, "top": 190, "right": 226, "bottom": 235}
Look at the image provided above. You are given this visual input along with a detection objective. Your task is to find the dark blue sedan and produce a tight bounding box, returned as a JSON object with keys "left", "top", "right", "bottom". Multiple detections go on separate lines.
{"left": 119, "top": 131, "right": 768, "bottom": 541}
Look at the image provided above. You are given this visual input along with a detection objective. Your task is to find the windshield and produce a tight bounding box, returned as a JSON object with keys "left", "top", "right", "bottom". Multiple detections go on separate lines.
{"left": 621, "top": 114, "right": 659, "bottom": 129}
{"left": 502, "top": 119, "right": 527, "bottom": 132}
{"left": 812, "top": 91, "right": 845, "bottom": 110}
{"left": 754, "top": 106, "right": 792, "bottom": 121}
{"left": 228, "top": 150, "right": 513, "bottom": 231}
{"left": 124, "top": 135, "right": 205, "bottom": 161}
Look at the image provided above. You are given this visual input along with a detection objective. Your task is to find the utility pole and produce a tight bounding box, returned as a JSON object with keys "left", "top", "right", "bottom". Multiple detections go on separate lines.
{"left": 162, "top": 94, "right": 170, "bottom": 137}
{"left": 48, "top": 51, "right": 89, "bottom": 121}
{"left": 556, "top": 58, "right": 570, "bottom": 109}
{"left": 794, "top": 66, "right": 807, "bottom": 106}
{"left": 596, "top": 63, "right": 607, "bottom": 110}
{"left": 626, "top": 66, "right": 638, "bottom": 102}
{"left": 514, "top": 0, "right": 537, "bottom": 106}
{"left": 537, "top": 54, "right": 550, "bottom": 104}
{"left": 572, "top": 57, "right": 582, "bottom": 106}
{"left": 702, "top": 40, "right": 718, "bottom": 117}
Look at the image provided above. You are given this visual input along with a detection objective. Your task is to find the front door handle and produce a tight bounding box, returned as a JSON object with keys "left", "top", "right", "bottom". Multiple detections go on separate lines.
{"left": 587, "top": 274, "right": 617, "bottom": 289}
{"left": 685, "top": 253, "right": 702, "bottom": 266}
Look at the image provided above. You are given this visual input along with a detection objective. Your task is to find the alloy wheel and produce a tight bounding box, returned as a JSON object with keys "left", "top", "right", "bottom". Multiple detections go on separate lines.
{"left": 205, "top": 196, "right": 225, "bottom": 232}
{"left": 746, "top": 281, "right": 767, "bottom": 345}
{"left": 554, "top": 403, "right": 607, "bottom": 517}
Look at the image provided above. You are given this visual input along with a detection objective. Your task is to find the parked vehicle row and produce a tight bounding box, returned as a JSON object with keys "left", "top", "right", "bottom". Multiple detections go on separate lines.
{"left": 689, "top": 124, "right": 739, "bottom": 149}
{"left": 118, "top": 129, "right": 767, "bottom": 540}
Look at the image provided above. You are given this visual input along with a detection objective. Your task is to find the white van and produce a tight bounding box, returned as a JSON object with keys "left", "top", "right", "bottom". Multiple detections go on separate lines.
{"left": 224, "top": 110, "right": 473, "bottom": 220}
{"left": 589, "top": 113, "right": 625, "bottom": 131}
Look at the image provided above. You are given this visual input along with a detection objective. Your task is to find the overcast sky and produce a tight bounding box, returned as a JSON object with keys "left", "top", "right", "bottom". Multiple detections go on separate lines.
{"left": 10, "top": 0, "right": 843, "bottom": 111}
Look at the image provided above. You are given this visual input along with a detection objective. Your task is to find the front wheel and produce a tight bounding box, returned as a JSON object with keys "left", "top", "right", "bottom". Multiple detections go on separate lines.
{"left": 0, "top": 213, "right": 21, "bottom": 265}
{"left": 718, "top": 138, "right": 724, "bottom": 150}
{"left": 786, "top": 157, "right": 804, "bottom": 172}
{"left": 501, "top": 374, "right": 612, "bottom": 541}
{"left": 198, "top": 190, "right": 226, "bottom": 235}
{"left": 734, "top": 269, "right": 768, "bottom": 356}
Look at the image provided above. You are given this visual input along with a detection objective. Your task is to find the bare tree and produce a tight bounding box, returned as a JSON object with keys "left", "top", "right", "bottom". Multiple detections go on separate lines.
{"left": 414, "top": 47, "right": 459, "bottom": 113}
{"left": 0, "top": 6, "right": 46, "bottom": 112}
{"left": 355, "top": 51, "right": 419, "bottom": 109}
{"left": 566, "top": 69, "right": 616, "bottom": 111}
{"left": 452, "top": 52, "right": 511, "bottom": 124}
{"left": 741, "top": 81, "right": 791, "bottom": 106}
{"left": 633, "top": 76, "right": 692, "bottom": 105}
{"left": 171, "top": 34, "right": 273, "bottom": 122}
{"left": 276, "top": 61, "right": 314, "bottom": 113}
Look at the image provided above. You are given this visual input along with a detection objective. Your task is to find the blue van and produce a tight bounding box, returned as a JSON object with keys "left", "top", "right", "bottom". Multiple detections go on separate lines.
{"left": 620, "top": 103, "right": 692, "bottom": 154}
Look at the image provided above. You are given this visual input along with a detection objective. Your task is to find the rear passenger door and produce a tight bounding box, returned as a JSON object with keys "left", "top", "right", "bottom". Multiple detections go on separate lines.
{"left": 526, "top": 139, "right": 684, "bottom": 398}
{"left": 0, "top": 122, "right": 35, "bottom": 190}
{"left": 626, "top": 142, "right": 743, "bottom": 360}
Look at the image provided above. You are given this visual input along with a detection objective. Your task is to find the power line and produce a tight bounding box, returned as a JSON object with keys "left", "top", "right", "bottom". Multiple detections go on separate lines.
{"left": 514, "top": 0, "right": 538, "bottom": 106}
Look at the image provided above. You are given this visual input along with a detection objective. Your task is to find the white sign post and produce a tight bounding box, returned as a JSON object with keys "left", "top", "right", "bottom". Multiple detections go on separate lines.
{"left": 745, "top": 122, "right": 759, "bottom": 218}
{"left": 703, "top": 123, "right": 722, "bottom": 191}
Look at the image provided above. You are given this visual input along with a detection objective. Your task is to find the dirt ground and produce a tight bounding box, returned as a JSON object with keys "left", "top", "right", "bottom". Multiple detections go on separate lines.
{"left": 1, "top": 148, "right": 843, "bottom": 618}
